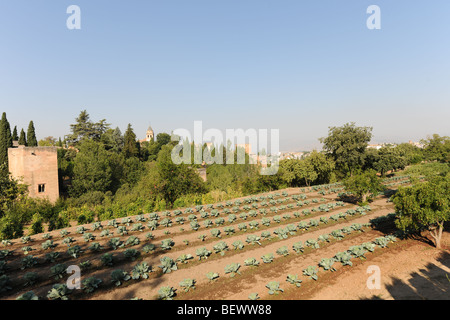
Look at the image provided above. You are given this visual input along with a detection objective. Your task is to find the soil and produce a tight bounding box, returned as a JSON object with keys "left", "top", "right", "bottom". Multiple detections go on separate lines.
{"left": 4, "top": 179, "right": 448, "bottom": 300}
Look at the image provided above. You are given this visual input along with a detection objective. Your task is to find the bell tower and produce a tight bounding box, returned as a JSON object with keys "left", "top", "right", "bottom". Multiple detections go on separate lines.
{"left": 146, "top": 125, "right": 154, "bottom": 142}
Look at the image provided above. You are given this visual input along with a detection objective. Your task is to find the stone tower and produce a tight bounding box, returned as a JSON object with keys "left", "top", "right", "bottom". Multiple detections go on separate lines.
{"left": 146, "top": 125, "right": 154, "bottom": 142}
{"left": 8, "top": 146, "right": 59, "bottom": 203}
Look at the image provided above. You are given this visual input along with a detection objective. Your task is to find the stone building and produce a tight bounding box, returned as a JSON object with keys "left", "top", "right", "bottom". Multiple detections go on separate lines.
{"left": 8, "top": 146, "right": 59, "bottom": 203}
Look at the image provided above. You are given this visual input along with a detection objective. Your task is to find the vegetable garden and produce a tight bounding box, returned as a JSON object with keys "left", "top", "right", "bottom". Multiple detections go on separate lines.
{"left": 0, "top": 176, "right": 426, "bottom": 300}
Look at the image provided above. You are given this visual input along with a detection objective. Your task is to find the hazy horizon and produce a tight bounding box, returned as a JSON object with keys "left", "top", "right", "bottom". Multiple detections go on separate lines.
{"left": 1, "top": 1, "right": 449, "bottom": 152}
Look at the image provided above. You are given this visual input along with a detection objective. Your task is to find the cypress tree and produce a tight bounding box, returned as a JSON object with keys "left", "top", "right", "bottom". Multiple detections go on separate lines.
{"left": 18, "top": 128, "right": 27, "bottom": 146}
{"left": 27, "top": 121, "right": 38, "bottom": 147}
{"left": 12, "top": 126, "right": 18, "bottom": 141}
{"left": 0, "top": 113, "right": 11, "bottom": 166}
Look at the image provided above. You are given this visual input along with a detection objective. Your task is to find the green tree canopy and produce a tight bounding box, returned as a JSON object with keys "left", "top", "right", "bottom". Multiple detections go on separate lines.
{"left": 70, "top": 140, "right": 113, "bottom": 196}
{"left": 393, "top": 175, "right": 450, "bottom": 248}
{"left": 320, "top": 122, "right": 373, "bottom": 176}
{"left": 66, "top": 110, "right": 110, "bottom": 145}
{"left": 343, "top": 169, "right": 384, "bottom": 203}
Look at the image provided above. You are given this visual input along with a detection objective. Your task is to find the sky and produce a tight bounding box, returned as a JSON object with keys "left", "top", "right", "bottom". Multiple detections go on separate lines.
{"left": 0, "top": 0, "right": 449, "bottom": 152}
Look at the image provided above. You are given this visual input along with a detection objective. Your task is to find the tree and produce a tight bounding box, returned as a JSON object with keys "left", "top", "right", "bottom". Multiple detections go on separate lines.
{"left": 393, "top": 176, "right": 449, "bottom": 248}
{"left": 101, "top": 127, "right": 124, "bottom": 153}
{"left": 156, "top": 145, "right": 205, "bottom": 205}
{"left": 123, "top": 124, "right": 140, "bottom": 158}
{"left": 70, "top": 140, "right": 112, "bottom": 196}
{"left": 38, "top": 136, "right": 58, "bottom": 146}
{"left": 307, "top": 150, "right": 336, "bottom": 184}
{"left": 371, "top": 147, "right": 407, "bottom": 177}
{"left": 27, "top": 121, "right": 38, "bottom": 147}
{"left": 12, "top": 126, "right": 18, "bottom": 141}
{"left": 320, "top": 122, "right": 373, "bottom": 176}
{"left": 18, "top": 129, "right": 27, "bottom": 146}
{"left": 66, "top": 110, "right": 110, "bottom": 145}
{"left": 343, "top": 169, "right": 384, "bottom": 203}
{"left": 421, "top": 134, "right": 450, "bottom": 163}
{"left": 0, "top": 113, "right": 12, "bottom": 167}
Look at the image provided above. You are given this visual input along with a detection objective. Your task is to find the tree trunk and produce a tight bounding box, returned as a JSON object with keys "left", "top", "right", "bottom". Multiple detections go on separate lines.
{"left": 430, "top": 222, "right": 443, "bottom": 249}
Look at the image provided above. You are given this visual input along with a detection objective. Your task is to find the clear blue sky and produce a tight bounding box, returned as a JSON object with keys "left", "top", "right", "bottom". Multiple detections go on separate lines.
{"left": 0, "top": 0, "right": 449, "bottom": 151}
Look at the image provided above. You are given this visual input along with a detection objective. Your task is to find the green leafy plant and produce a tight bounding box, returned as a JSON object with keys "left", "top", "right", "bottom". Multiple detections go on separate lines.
{"left": 123, "top": 248, "right": 140, "bottom": 261}
{"left": 248, "top": 293, "right": 260, "bottom": 300}
{"left": 179, "top": 278, "right": 196, "bottom": 292}
{"left": 131, "top": 262, "right": 153, "bottom": 280}
{"left": 82, "top": 277, "right": 102, "bottom": 293}
{"left": 334, "top": 251, "right": 353, "bottom": 266}
{"left": 50, "top": 263, "right": 67, "bottom": 280}
{"left": 21, "top": 246, "right": 34, "bottom": 255}
{"left": 177, "top": 253, "right": 193, "bottom": 264}
{"left": 246, "top": 235, "right": 261, "bottom": 245}
{"left": 98, "top": 251, "right": 114, "bottom": 266}
{"left": 16, "top": 291, "right": 38, "bottom": 300}
{"left": 319, "top": 258, "right": 336, "bottom": 271}
{"left": 108, "top": 238, "right": 124, "bottom": 250}
{"left": 266, "top": 281, "right": 283, "bottom": 295}
{"left": 244, "top": 257, "right": 259, "bottom": 267}
{"left": 261, "top": 253, "right": 274, "bottom": 264}
{"left": 303, "top": 266, "right": 319, "bottom": 280}
{"left": 110, "top": 269, "right": 131, "bottom": 286}
{"left": 21, "top": 255, "right": 38, "bottom": 270}
{"left": 206, "top": 272, "right": 219, "bottom": 282}
{"left": 276, "top": 246, "right": 289, "bottom": 257}
{"left": 47, "top": 284, "right": 70, "bottom": 300}
{"left": 286, "top": 274, "right": 302, "bottom": 287}
{"left": 158, "top": 257, "right": 178, "bottom": 274}
{"left": 224, "top": 263, "right": 241, "bottom": 277}
{"left": 196, "top": 247, "right": 212, "bottom": 260}
{"left": 67, "top": 245, "right": 83, "bottom": 258}
{"left": 213, "top": 241, "right": 229, "bottom": 256}
{"left": 158, "top": 286, "right": 176, "bottom": 300}
{"left": 44, "top": 252, "right": 60, "bottom": 263}
{"left": 22, "top": 272, "right": 39, "bottom": 287}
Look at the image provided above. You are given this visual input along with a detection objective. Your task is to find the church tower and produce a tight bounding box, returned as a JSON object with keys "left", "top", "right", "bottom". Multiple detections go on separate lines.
{"left": 146, "top": 125, "right": 154, "bottom": 142}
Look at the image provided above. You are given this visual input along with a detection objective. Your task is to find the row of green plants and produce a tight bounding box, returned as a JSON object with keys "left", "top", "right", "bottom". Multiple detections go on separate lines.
{"left": 2, "top": 204, "right": 380, "bottom": 299}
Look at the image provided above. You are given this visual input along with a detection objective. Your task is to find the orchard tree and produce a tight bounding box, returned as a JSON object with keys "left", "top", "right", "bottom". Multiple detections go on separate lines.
{"left": 320, "top": 122, "right": 373, "bottom": 177}
{"left": 393, "top": 176, "right": 449, "bottom": 249}
{"left": 421, "top": 134, "right": 450, "bottom": 163}
{"left": 343, "top": 169, "right": 384, "bottom": 203}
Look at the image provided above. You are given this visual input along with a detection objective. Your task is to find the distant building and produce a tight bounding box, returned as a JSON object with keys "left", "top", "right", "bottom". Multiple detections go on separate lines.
{"left": 139, "top": 125, "right": 155, "bottom": 144}
{"left": 408, "top": 140, "right": 424, "bottom": 149}
{"left": 8, "top": 146, "right": 59, "bottom": 203}
{"left": 367, "top": 144, "right": 383, "bottom": 150}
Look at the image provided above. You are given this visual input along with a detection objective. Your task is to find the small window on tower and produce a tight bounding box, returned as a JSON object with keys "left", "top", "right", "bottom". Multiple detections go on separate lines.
{"left": 38, "top": 184, "right": 45, "bottom": 193}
